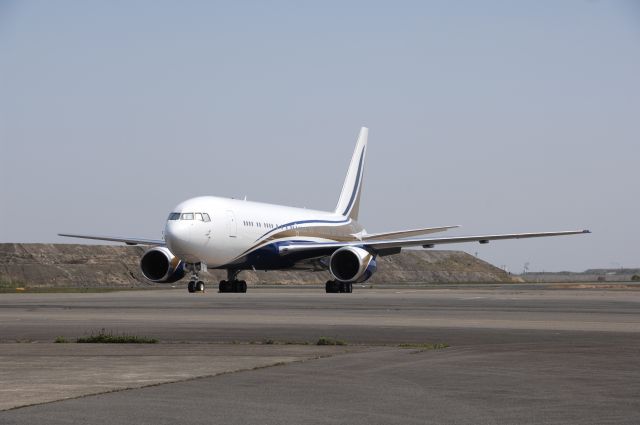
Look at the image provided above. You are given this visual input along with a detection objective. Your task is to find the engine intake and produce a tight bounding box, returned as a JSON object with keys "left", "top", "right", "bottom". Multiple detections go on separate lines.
{"left": 140, "top": 247, "right": 185, "bottom": 283}
{"left": 329, "top": 246, "right": 377, "bottom": 283}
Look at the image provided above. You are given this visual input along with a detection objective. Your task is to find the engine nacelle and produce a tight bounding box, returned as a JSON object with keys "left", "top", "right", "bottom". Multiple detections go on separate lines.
{"left": 329, "top": 246, "right": 377, "bottom": 283}
{"left": 140, "top": 247, "right": 185, "bottom": 283}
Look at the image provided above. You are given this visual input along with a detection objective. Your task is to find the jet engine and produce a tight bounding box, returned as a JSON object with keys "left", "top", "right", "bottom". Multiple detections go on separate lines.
{"left": 329, "top": 246, "right": 377, "bottom": 283}
{"left": 140, "top": 247, "right": 185, "bottom": 283}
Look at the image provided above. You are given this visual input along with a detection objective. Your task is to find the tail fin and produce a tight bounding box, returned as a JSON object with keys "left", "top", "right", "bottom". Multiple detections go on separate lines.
{"left": 335, "top": 127, "right": 368, "bottom": 220}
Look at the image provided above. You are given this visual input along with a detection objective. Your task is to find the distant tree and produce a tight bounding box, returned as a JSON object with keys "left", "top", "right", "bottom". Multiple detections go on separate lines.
{"left": 631, "top": 275, "right": 640, "bottom": 282}
{"left": 597, "top": 276, "right": 606, "bottom": 282}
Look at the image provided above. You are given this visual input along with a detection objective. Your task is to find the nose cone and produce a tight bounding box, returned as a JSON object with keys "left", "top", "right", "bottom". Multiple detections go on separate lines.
{"left": 165, "top": 220, "right": 196, "bottom": 261}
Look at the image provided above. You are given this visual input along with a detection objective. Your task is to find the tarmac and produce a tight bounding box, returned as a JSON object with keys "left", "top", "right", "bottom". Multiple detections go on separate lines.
{"left": 1, "top": 286, "right": 639, "bottom": 424}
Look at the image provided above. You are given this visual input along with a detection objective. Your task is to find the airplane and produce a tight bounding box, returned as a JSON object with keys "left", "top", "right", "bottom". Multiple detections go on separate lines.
{"left": 60, "top": 127, "right": 590, "bottom": 294}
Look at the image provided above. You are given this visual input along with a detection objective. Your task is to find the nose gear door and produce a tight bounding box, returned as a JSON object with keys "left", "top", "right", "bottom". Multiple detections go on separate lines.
{"left": 225, "top": 210, "right": 237, "bottom": 238}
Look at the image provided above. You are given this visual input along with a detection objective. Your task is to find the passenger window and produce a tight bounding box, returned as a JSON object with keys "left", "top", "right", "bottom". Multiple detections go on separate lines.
{"left": 202, "top": 213, "right": 211, "bottom": 222}
{"left": 182, "top": 213, "right": 194, "bottom": 220}
{"left": 195, "top": 213, "right": 203, "bottom": 221}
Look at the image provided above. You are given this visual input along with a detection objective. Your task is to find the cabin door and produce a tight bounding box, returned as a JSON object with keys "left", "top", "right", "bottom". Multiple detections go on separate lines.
{"left": 225, "top": 210, "right": 237, "bottom": 238}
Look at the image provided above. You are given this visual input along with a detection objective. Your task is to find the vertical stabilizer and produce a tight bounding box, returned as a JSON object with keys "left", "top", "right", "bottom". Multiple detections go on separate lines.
{"left": 335, "top": 127, "right": 368, "bottom": 220}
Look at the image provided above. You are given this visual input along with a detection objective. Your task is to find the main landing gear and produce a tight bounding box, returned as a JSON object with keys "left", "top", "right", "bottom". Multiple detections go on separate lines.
{"left": 219, "top": 270, "right": 247, "bottom": 293}
{"left": 325, "top": 280, "right": 352, "bottom": 293}
{"left": 186, "top": 263, "right": 205, "bottom": 293}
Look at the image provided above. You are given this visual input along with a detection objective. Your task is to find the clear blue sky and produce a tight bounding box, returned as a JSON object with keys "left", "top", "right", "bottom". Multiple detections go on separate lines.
{"left": 1, "top": 1, "right": 638, "bottom": 272}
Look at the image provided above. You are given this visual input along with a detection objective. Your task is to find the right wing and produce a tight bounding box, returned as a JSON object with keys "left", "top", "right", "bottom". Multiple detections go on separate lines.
{"left": 58, "top": 233, "right": 165, "bottom": 246}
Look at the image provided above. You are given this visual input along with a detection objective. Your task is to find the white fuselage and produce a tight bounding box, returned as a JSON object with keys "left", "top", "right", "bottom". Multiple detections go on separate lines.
{"left": 164, "top": 196, "right": 365, "bottom": 268}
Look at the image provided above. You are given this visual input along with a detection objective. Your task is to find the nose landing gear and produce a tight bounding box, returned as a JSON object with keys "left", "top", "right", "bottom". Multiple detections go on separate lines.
{"left": 187, "top": 280, "right": 205, "bottom": 293}
{"left": 186, "top": 263, "right": 205, "bottom": 293}
{"left": 219, "top": 269, "right": 247, "bottom": 293}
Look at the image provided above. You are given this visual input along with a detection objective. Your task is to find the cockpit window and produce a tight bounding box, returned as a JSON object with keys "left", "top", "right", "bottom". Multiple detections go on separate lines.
{"left": 169, "top": 212, "right": 210, "bottom": 221}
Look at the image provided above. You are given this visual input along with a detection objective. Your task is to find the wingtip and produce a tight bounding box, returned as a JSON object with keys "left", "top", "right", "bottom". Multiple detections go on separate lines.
{"left": 583, "top": 229, "right": 592, "bottom": 234}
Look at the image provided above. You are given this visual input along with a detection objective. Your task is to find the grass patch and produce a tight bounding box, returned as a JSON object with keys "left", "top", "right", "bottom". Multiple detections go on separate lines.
{"left": 249, "top": 339, "right": 311, "bottom": 345}
{"left": 54, "top": 336, "right": 69, "bottom": 343}
{"left": 0, "top": 280, "right": 26, "bottom": 292}
{"left": 398, "top": 343, "right": 449, "bottom": 350}
{"left": 76, "top": 329, "right": 158, "bottom": 344}
{"left": 316, "top": 337, "right": 347, "bottom": 346}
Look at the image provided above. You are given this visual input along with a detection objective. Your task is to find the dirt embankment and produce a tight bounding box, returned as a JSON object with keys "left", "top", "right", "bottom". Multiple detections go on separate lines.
{"left": 0, "top": 243, "right": 515, "bottom": 288}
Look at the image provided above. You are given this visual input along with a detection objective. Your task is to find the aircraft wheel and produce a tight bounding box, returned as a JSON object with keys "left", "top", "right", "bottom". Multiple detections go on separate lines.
{"left": 219, "top": 280, "right": 227, "bottom": 293}
{"left": 325, "top": 281, "right": 338, "bottom": 293}
{"left": 330, "top": 282, "right": 352, "bottom": 293}
{"left": 187, "top": 281, "right": 196, "bottom": 293}
{"left": 239, "top": 281, "right": 247, "bottom": 293}
{"left": 196, "top": 281, "right": 205, "bottom": 292}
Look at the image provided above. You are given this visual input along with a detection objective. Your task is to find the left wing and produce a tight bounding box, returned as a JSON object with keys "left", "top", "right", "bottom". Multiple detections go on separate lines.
{"left": 58, "top": 233, "right": 165, "bottom": 246}
{"left": 362, "top": 225, "right": 460, "bottom": 240}
{"left": 279, "top": 229, "right": 591, "bottom": 257}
